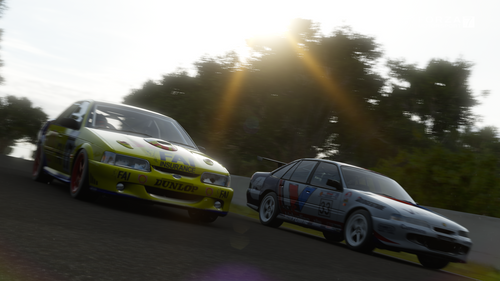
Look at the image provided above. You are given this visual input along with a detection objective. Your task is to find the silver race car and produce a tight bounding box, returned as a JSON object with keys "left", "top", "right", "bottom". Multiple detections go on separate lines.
{"left": 246, "top": 158, "right": 472, "bottom": 269}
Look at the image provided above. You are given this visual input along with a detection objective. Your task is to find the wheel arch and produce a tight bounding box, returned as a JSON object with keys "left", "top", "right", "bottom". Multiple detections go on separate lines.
{"left": 258, "top": 189, "right": 279, "bottom": 211}
{"left": 70, "top": 143, "right": 93, "bottom": 172}
{"left": 343, "top": 206, "right": 372, "bottom": 229}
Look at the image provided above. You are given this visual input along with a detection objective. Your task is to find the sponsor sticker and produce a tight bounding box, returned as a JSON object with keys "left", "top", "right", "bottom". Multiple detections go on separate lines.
{"left": 154, "top": 179, "right": 198, "bottom": 192}
{"left": 117, "top": 171, "right": 131, "bottom": 181}
{"left": 219, "top": 190, "right": 230, "bottom": 199}
{"left": 206, "top": 188, "right": 214, "bottom": 196}
{"left": 319, "top": 191, "right": 340, "bottom": 200}
{"left": 138, "top": 174, "right": 147, "bottom": 184}
{"left": 159, "top": 161, "right": 196, "bottom": 173}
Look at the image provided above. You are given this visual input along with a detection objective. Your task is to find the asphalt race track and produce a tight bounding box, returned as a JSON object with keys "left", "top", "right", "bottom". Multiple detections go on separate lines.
{"left": 0, "top": 156, "right": 472, "bottom": 281}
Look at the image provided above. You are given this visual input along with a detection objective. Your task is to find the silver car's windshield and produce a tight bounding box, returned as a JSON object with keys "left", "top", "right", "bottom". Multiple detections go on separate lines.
{"left": 341, "top": 166, "right": 415, "bottom": 204}
{"left": 86, "top": 103, "right": 197, "bottom": 149}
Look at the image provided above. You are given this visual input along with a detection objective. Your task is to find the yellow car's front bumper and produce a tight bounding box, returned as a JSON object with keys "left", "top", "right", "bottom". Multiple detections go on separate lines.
{"left": 88, "top": 160, "right": 233, "bottom": 215}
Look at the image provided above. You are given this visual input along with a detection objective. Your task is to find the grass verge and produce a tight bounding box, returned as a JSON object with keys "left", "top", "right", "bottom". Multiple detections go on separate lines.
{"left": 229, "top": 204, "right": 500, "bottom": 281}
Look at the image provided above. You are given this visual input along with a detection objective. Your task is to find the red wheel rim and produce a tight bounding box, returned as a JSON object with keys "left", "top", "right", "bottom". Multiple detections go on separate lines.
{"left": 70, "top": 154, "right": 84, "bottom": 194}
{"left": 32, "top": 149, "right": 41, "bottom": 177}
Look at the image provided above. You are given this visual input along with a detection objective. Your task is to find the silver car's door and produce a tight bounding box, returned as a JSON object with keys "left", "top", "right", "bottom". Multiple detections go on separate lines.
{"left": 307, "top": 162, "right": 343, "bottom": 227}
{"left": 279, "top": 160, "right": 318, "bottom": 220}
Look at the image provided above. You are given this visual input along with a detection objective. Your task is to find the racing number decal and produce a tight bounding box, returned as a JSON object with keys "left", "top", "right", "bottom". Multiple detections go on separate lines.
{"left": 318, "top": 199, "right": 333, "bottom": 217}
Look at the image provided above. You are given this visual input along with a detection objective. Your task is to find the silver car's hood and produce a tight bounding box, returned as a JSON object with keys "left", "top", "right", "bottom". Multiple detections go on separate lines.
{"left": 364, "top": 192, "right": 469, "bottom": 232}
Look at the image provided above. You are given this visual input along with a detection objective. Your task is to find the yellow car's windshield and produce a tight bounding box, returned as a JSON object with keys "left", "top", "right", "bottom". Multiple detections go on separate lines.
{"left": 86, "top": 102, "right": 197, "bottom": 149}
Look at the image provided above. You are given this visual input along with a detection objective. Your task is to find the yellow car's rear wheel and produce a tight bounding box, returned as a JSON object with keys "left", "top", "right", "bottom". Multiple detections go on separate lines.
{"left": 32, "top": 146, "right": 51, "bottom": 183}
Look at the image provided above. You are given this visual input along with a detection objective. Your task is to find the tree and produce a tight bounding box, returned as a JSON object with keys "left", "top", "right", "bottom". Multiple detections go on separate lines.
{"left": 386, "top": 59, "right": 477, "bottom": 142}
{"left": 0, "top": 96, "right": 48, "bottom": 154}
{"left": 123, "top": 19, "right": 484, "bottom": 177}
{"left": 372, "top": 145, "right": 500, "bottom": 217}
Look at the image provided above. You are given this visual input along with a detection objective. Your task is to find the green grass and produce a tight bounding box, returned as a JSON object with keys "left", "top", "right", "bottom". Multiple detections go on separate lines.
{"left": 229, "top": 204, "right": 500, "bottom": 281}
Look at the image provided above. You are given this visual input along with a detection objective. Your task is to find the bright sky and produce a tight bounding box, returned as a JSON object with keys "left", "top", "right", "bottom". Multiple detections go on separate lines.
{"left": 1, "top": 0, "right": 499, "bottom": 159}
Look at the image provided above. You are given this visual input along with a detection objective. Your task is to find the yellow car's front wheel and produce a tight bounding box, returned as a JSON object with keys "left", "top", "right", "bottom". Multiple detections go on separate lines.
{"left": 70, "top": 150, "right": 93, "bottom": 200}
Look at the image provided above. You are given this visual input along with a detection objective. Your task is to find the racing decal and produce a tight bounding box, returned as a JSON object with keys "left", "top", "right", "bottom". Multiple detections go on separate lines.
{"left": 145, "top": 138, "right": 178, "bottom": 151}
{"left": 138, "top": 174, "right": 147, "bottom": 184}
{"left": 377, "top": 224, "right": 396, "bottom": 234}
{"left": 319, "top": 191, "right": 339, "bottom": 200}
{"left": 159, "top": 161, "right": 196, "bottom": 173}
{"left": 318, "top": 199, "right": 333, "bottom": 217}
{"left": 117, "top": 171, "right": 131, "bottom": 181}
{"left": 219, "top": 190, "right": 230, "bottom": 199}
{"left": 342, "top": 192, "right": 352, "bottom": 206}
{"left": 62, "top": 130, "right": 80, "bottom": 173}
{"left": 206, "top": 187, "right": 214, "bottom": 196}
{"left": 158, "top": 151, "right": 196, "bottom": 172}
{"left": 284, "top": 184, "right": 316, "bottom": 212}
{"left": 117, "top": 140, "right": 133, "bottom": 149}
{"left": 355, "top": 197, "right": 385, "bottom": 210}
{"left": 159, "top": 151, "right": 195, "bottom": 166}
{"left": 154, "top": 179, "right": 198, "bottom": 192}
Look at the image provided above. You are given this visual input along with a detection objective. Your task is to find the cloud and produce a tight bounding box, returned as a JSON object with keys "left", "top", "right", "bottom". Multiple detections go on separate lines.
{"left": 3, "top": 37, "right": 66, "bottom": 61}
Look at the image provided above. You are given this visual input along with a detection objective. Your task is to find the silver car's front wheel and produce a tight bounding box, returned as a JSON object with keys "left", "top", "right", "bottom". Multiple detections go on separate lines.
{"left": 259, "top": 193, "right": 283, "bottom": 228}
{"left": 344, "top": 209, "right": 374, "bottom": 252}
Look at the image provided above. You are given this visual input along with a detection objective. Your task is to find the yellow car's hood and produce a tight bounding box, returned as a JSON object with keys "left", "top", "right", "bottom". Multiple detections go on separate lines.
{"left": 89, "top": 128, "right": 228, "bottom": 175}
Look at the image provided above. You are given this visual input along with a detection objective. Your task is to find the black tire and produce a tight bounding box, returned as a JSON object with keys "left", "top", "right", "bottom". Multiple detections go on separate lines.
{"left": 32, "top": 146, "right": 51, "bottom": 183}
{"left": 70, "top": 150, "right": 93, "bottom": 200}
{"left": 417, "top": 254, "right": 450, "bottom": 270}
{"left": 344, "top": 209, "right": 375, "bottom": 252}
{"left": 259, "top": 193, "right": 283, "bottom": 228}
{"left": 188, "top": 209, "right": 218, "bottom": 223}
{"left": 323, "top": 230, "right": 344, "bottom": 243}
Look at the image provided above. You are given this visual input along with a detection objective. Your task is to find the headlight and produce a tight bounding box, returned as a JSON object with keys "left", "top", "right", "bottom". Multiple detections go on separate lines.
{"left": 101, "top": 151, "right": 150, "bottom": 172}
{"left": 390, "top": 213, "right": 430, "bottom": 228}
{"left": 201, "top": 172, "right": 229, "bottom": 187}
{"left": 458, "top": 230, "right": 469, "bottom": 238}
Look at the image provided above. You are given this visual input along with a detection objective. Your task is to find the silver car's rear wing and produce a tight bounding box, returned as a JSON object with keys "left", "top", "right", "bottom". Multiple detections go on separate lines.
{"left": 257, "top": 156, "right": 287, "bottom": 167}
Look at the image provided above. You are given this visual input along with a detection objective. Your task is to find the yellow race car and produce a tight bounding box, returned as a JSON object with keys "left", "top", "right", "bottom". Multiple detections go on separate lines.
{"left": 32, "top": 100, "right": 232, "bottom": 223}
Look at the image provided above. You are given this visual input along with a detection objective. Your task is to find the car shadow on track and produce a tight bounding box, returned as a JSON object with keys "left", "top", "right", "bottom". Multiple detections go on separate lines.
{"left": 274, "top": 224, "right": 464, "bottom": 277}
{"left": 44, "top": 178, "right": 225, "bottom": 228}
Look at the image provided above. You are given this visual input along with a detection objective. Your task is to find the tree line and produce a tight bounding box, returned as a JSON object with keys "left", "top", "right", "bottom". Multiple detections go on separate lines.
{"left": 124, "top": 19, "right": 499, "bottom": 217}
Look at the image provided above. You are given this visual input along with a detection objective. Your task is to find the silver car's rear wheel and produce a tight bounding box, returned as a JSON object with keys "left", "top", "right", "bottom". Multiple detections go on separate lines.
{"left": 344, "top": 209, "right": 374, "bottom": 252}
{"left": 259, "top": 193, "right": 283, "bottom": 228}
